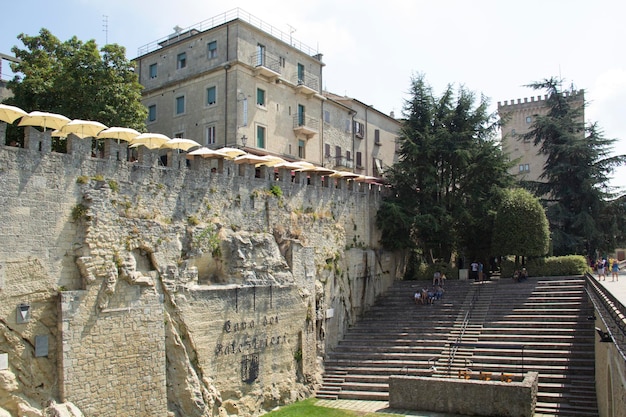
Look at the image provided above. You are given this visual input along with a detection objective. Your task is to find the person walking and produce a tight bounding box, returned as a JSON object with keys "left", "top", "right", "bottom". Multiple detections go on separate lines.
{"left": 597, "top": 258, "right": 606, "bottom": 281}
{"left": 611, "top": 259, "right": 620, "bottom": 282}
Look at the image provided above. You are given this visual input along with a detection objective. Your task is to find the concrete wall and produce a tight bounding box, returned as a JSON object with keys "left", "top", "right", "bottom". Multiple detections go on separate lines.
{"left": 594, "top": 321, "right": 626, "bottom": 417}
{"left": 389, "top": 372, "right": 539, "bottom": 417}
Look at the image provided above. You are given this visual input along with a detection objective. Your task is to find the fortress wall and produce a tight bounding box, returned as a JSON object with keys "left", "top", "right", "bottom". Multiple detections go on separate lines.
{"left": 0, "top": 138, "right": 399, "bottom": 416}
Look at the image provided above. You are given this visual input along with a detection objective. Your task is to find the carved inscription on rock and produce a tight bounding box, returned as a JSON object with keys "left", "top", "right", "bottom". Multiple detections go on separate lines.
{"left": 215, "top": 315, "right": 286, "bottom": 356}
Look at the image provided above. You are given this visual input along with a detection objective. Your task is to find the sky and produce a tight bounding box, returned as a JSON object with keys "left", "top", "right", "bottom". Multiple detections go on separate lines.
{"left": 2, "top": 0, "right": 626, "bottom": 189}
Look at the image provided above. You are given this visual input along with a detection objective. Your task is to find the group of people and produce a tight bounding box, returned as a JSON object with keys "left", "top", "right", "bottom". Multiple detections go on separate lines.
{"left": 413, "top": 271, "right": 446, "bottom": 305}
{"left": 594, "top": 257, "right": 620, "bottom": 282}
{"left": 414, "top": 285, "right": 445, "bottom": 305}
{"left": 513, "top": 268, "right": 528, "bottom": 282}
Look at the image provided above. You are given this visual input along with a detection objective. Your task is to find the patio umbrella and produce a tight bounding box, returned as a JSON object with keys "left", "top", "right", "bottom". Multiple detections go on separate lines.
{"left": 0, "top": 104, "right": 28, "bottom": 124}
{"left": 298, "top": 166, "right": 336, "bottom": 176}
{"left": 216, "top": 147, "right": 246, "bottom": 159}
{"left": 273, "top": 161, "right": 310, "bottom": 170}
{"left": 57, "top": 119, "right": 108, "bottom": 139}
{"left": 330, "top": 171, "right": 360, "bottom": 179}
{"left": 186, "top": 147, "right": 228, "bottom": 159}
{"left": 131, "top": 133, "right": 170, "bottom": 149}
{"left": 234, "top": 153, "right": 272, "bottom": 165}
{"left": 51, "top": 129, "right": 68, "bottom": 138}
{"left": 161, "top": 138, "right": 201, "bottom": 152}
{"left": 97, "top": 127, "right": 140, "bottom": 143}
{"left": 256, "top": 155, "right": 286, "bottom": 167}
{"left": 18, "top": 111, "right": 71, "bottom": 131}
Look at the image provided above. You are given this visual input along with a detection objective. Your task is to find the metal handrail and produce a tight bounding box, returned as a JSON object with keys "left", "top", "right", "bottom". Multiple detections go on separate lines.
{"left": 446, "top": 283, "right": 481, "bottom": 375}
{"left": 137, "top": 8, "right": 319, "bottom": 57}
{"left": 584, "top": 273, "right": 626, "bottom": 363}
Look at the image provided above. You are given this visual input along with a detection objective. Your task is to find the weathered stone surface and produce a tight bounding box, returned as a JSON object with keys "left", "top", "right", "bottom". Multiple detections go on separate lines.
{"left": 0, "top": 147, "right": 403, "bottom": 416}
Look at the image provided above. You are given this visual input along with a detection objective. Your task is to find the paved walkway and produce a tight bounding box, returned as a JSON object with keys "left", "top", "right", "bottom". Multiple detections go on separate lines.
{"left": 594, "top": 267, "right": 626, "bottom": 306}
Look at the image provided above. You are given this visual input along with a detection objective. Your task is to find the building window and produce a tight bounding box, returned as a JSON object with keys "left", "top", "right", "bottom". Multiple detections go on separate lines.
{"left": 206, "top": 86, "right": 217, "bottom": 106}
{"left": 174, "top": 132, "right": 184, "bottom": 138}
{"left": 511, "top": 128, "right": 516, "bottom": 135}
{"left": 374, "top": 129, "right": 380, "bottom": 144}
{"left": 324, "top": 110, "right": 330, "bottom": 123}
{"left": 256, "top": 44, "right": 265, "bottom": 67}
{"left": 345, "top": 119, "right": 352, "bottom": 133}
{"left": 279, "top": 56, "right": 286, "bottom": 67}
{"left": 149, "top": 63, "right": 157, "bottom": 79}
{"left": 324, "top": 143, "right": 331, "bottom": 157}
{"left": 207, "top": 41, "right": 217, "bottom": 59}
{"left": 298, "top": 139, "right": 305, "bottom": 158}
{"left": 257, "top": 88, "right": 266, "bottom": 107}
{"left": 346, "top": 150, "right": 351, "bottom": 161}
{"left": 297, "top": 63, "right": 305, "bottom": 84}
{"left": 356, "top": 152, "right": 362, "bottom": 168}
{"left": 205, "top": 125, "right": 216, "bottom": 145}
{"left": 374, "top": 158, "right": 383, "bottom": 176}
{"left": 525, "top": 116, "right": 532, "bottom": 124}
{"left": 256, "top": 125, "right": 266, "bottom": 148}
{"left": 148, "top": 104, "right": 157, "bottom": 122}
{"left": 519, "top": 164, "right": 530, "bottom": 173}
{"left": 177, "top": 52, "right": 187, "bottom": 69}
{"left": 297, "top": 104, "right": 305, "bottom": 126}
{"left": 175, "top": 96, "right": 185, "bottom": 115}
{"left": 354, "top": 121, "right": 365, "bottom": 138}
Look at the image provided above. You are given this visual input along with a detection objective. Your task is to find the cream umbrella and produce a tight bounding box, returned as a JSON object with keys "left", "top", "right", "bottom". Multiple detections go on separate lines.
{"left": 186, "top": 147, "right": 228, "bottom": 159}
{"left": 97, "top": 127, "right": 140, "bottom": 143}
{"left": 131, "top": 133, "right": 170, "bottom": 149}
{"left": 57, "top": 119, "right": 108, "bottom": 139}
{"left": 255, "top": 155, "right": 286, "bottom": 167}
{"left": 161, "top": 138, "right": 201, "bottom": 152}
{"left": 298, "top": 166, "right": 336, "bottom": 176}
{"left": 330, "top": 171, "right": 361, "bottom": 179}
{"left": 273, "top": 161, "right": 309, "bottom": 170}
{"left": 216, "top": 147, "right": 246, "bottom": 159}
{"left": 18, "top": 111, "right": 71, "bottom": 131}
{"left": 0, "top": 104, "right": 28, "bottom": 124}
{"left": 234, "top": 153, "right": 271, "bottom": 165}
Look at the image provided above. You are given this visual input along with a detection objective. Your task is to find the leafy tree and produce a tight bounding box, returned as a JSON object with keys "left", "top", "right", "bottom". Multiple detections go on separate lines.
{"left": 492, "top": 188, "right": 550, "bottom": 260}
{"left": 377, "top": 74, "right": 514, "bottom": 265}
{"left": 3, "top": 28, "right": 146, "bottom": 145}
{"left": 521, "top": 78, "right": 626, "bottom": 257}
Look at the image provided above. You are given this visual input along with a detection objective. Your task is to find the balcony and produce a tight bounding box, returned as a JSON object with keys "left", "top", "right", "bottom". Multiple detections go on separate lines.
{"left": 328, "top": 156, "right": 354, "bottom": 170}
{"left": 250, "top": 52, "right": 282, "bottom": 80}
{"left": 295, "top": 73, "right": 319, "bottom": 96}
{"left": 293, "top": 114, "right": 319, "bottom": 139}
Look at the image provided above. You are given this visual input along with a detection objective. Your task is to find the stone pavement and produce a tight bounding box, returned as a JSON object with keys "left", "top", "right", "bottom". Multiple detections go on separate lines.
{"left": 594, "top": 267, "right": 626, "bottom": 306}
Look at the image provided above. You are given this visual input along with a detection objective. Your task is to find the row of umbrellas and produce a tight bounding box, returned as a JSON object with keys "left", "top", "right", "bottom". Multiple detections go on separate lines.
{"left": 0, "top": 104, "right": 383, "bottom": 183}
{"left": 0, "top": 104, "right": 202, "bottom": 151}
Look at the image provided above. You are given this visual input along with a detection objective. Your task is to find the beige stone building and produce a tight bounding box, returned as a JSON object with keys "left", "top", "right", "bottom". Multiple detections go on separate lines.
{"left": 498, "top": 90, "right": 584, "bottom": 183}
{"left": 133, "top": 9, "right": 401, "bottom": 178}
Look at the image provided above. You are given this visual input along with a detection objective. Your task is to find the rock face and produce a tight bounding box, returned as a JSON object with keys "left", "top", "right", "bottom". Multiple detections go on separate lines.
{"left": 0, "top": 146, "right": 404, "bottom": 416}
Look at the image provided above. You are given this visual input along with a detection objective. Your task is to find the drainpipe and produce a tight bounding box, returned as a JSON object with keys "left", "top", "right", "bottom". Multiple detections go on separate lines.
{"left": 350, "top": 110, "right": 357, "bottom": 173}
{"left": 224, "top": 24, "right": 230, "bottom": 146}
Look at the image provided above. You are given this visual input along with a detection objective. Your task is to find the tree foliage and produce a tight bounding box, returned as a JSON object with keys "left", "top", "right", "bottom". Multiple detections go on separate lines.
{"left": 4, "top": 28, "right": 146, "bottom": 132}
{"left": 377, "top": 74, "right": 514, "bottom": 264}
{"left": 492, "top": 188, "right": 550, "bottom": 257}
{"left": 521, "top": 77, "right": 626, "bottom": 257}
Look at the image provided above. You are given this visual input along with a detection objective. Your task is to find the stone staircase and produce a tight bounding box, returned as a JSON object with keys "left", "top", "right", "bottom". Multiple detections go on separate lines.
{"left": 316, "top": 277, "right": 598, "bottom": 417}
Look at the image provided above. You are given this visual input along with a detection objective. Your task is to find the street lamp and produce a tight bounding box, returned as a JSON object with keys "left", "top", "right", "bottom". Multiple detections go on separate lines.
{"left": 241, "top": 135, "right": 248, "bottom": 148}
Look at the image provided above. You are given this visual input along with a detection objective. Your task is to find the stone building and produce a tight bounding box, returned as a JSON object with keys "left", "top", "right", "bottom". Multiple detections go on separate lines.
{"left": 498, "top": 90, "right": 584, "bottom": 183}
{"left": 133, "top": 8, "right": 401, "bottom": 178}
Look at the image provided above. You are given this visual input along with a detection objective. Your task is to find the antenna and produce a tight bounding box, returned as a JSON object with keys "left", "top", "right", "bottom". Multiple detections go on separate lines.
{"left": 102, "top": 15, "right": 109, "bottom": 44}
{"left": 288, "top": 24, "right": 296, "bottom": 45}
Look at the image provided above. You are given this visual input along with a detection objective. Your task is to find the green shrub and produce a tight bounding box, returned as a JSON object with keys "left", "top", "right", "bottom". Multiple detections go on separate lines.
{"left": 405, "top": 260, "right": 458, "bottom": 281}
{"left": 269, "top": 185, "right": 283, "bottom": 198}
{"left": 71, "top": 203, "right": 88, "bottom": 221}
{"left": 500, "top": 255, "right": 589, "bottom": 278}
{"left": 76, "top": 176, "right": 89, "bottom": 184}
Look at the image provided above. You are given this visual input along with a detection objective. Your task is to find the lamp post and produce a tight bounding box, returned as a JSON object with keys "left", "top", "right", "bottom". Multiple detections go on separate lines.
{"left": 241, "top": 135, "right": 248, "bottom": 148}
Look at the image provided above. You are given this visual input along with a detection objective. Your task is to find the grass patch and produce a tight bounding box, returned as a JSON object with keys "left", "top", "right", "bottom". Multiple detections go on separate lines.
{"left": 264, "top": 398, "right": 396, "bottom": 417}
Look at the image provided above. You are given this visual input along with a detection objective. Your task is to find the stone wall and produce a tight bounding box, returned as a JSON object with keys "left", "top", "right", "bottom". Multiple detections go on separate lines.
{"left": 389, "top": 372, "right": 539, "bottom": 417}
{"left": 0, "top": 137, "right": 402, "bottom": 416}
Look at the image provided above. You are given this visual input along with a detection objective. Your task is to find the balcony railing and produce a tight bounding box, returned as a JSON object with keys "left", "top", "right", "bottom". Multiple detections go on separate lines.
{"left": 250, "top": 52, "right": 282, "bottom": 79}
{"left": 292, "top": 114, "right": 319, "bottom": 138}
{"left": 137, "top": 8, "right": 320, "bottom": 58}
{"left": 331, "top": 156, "right": 354, "bottom": 170}
{"left": 295, "top": 73, "right": 319, "bottom": 95}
